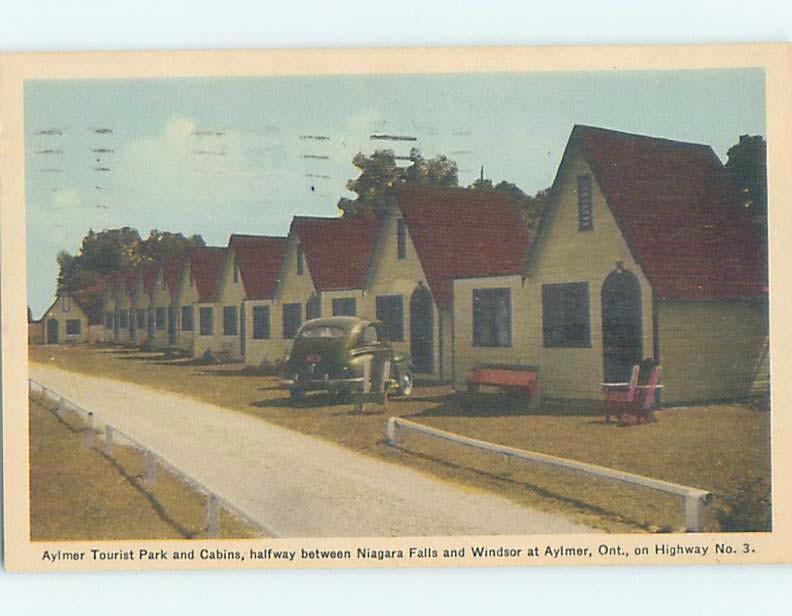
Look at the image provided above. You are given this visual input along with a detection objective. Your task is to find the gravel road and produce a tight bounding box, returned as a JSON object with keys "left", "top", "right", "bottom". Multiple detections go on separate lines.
{"left": 30, "top": 363, "right": 594, "bottom": 537}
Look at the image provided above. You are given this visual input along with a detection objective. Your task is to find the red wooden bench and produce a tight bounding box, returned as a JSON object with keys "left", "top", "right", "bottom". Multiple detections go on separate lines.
{"left": 466, "top": 364, "right": 541, "bottom": 410}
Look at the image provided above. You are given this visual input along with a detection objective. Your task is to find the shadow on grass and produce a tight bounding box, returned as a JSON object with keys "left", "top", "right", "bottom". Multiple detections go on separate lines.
{"left": 33, "top": 398, "right": 197, "bottom": 539}
{"left": 94, "top": 448, "right": 197, "bottom": 539}
{"left": 403, "top": 392, "right": 606, "bottom": 419}
{"left": 379, "top": 440, "right": 653, "bottom": 532}
{"left": 250, "top": 391, "right": 348, "bottom": 410}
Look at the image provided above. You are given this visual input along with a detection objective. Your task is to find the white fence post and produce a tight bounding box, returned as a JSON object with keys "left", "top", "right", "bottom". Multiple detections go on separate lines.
{"left": 144, "top": 451, "right": 158, "bottom": 486}
{"left": 355, "top": 358, "right": 372, "bottom": 414}
{"left": 104, "top": 425, "right": 114, "bottom": 455}
{"left": 685, "top": 494, "right": 705, "bottom": 532}
{"left": 386, "top": 417, "right": 399, "bottom": 446}
{"left": 85, "top": 412, "right": 96, "bottom": 447}
{"left": 206, "top": 494, "right": 220, "bottom": 537}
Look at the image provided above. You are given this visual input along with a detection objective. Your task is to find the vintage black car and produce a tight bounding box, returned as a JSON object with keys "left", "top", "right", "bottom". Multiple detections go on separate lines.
{"left": 280, "top": 316, "right": 413, "bottom": 400}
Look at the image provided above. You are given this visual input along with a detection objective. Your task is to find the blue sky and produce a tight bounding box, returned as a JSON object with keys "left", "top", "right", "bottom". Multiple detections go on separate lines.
{"left": 25, "top": 68, "right": 765, "bottom": 317}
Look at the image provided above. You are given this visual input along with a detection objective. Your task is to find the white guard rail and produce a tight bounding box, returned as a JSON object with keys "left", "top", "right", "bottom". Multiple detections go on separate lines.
{"left": 29, "top": 378, "right": 275, "bottom": 538}
{"left": 386, "top": 416, "right": 713, "bottom": 532}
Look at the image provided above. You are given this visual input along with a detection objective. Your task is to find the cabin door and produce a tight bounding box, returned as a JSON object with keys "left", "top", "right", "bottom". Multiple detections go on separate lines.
{"left": 410, "top": 284, "right": 434, "bottom": 374}
{"left": 47, "top": 318, "right": 59, "bottom": 344}
{"left": 601, "top": 269, "right": 643, "bottom": 383}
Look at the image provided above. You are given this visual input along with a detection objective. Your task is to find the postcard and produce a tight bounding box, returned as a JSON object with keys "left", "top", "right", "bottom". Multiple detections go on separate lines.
{"left": 1, "top": 44, "right": 790, "bottom": 572}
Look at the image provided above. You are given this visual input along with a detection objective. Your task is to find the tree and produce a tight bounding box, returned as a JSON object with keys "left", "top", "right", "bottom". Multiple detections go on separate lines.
{"left": 55, "top": 227, "right": 204, "bottom": 295}
{"left": 338, "top": 148, "right": 459, "bottom": 218}
{"left": 469, "top": 176, "right": 549, "bottom": 231}
{"left": 402, "top": 148, "right": 458, "bottom": 188}
{"left": 725, "top": 135, "right": 767, "bottom": 221}
{"left": 140, "top": 230, "right": 206, "bottom": 264}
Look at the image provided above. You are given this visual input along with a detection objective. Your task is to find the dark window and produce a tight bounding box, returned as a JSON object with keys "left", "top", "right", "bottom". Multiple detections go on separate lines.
{"left": 577, "top": 174, "right": 593, "bottom": 231}
{"left": 199, "top": 307, "right": 213, "bottom": 336}
{"left": 66, "top": 319, "right": 81, "bottom": 335}
{"left": 223, "top": 305, "right": 238, "bottom": 335}
{"left": 106, "top": 312, "right": 114, "bottom": 329}
{"left": 306, "top": 295, "right": 321, "bottom": 320}
{"left": 252, "top": 305, "right": 271, "bottom": 340}
{"left": 136, "top": 309, "right": 146, "bottom": 329}
{"left": 375, "top": 295, "right": 404, "bottom": 342}
{"left": 118, "top": 310, "right": 128, "bottom": 329}
{"left": 542, "top": 282, "right": 591, "bottom": 347}
{"left": 472, "top": 288, "right": 512, "bottom": 347}
{"left": 168, "top": 306, "right": 176, "bottom": 333}
{"left": 397, "top": 219, "right": 407, "bottom": 259}
{"left": 181, "top": 306, "right": 194, "bottom": 331}
{"left": 297, "top": 244, "right": 304, "bottom": 275}
{"left": 332, "top": 297, "right": 357, "bottom": 316}
{"left": 155, "top": 307, "right": 166, "bottom": 330}
{"left": 283, "top": 303, "right": 302, "bottom": 339}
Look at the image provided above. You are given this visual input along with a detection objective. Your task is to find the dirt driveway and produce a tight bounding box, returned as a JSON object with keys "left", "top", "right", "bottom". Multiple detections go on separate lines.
{"left": 30, "top": 362, "right": 593, "bottom": 537}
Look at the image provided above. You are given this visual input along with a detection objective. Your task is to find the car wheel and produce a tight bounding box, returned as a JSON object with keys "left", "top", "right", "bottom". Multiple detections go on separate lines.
{"left": 289, "top": 388, "right": 306, "bottom": 402}
{"left": 397, "top": 369, "right": 414, "bottom": 397}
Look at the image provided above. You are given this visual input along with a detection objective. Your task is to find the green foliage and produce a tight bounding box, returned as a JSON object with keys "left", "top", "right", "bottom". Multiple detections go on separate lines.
{"left": 56, "top": 228, "right": 205, "bottom": 295}
{"left": 338, "top": 148, "right": 459, "bottom": 217}
{"left": 714, "top": 477, "right": 771, "bottom": 532}
{"left": 470, "top": 177, "right": 549, "bottom": 232}
{"left": 726, "top": 135, "right": 767, "bottom": 221}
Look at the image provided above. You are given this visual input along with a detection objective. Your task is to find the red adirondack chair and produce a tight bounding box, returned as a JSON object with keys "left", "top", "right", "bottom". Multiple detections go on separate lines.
{"left": 601, "top": 364, "right": 640, "bottom": 423}
{"left": 601, "top": 361, "right": 662, "bottom": 425}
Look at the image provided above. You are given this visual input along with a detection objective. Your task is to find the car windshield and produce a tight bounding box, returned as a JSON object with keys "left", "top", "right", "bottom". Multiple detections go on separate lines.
{"left": 298, "top": 325, "right": 346, "bottom": 339}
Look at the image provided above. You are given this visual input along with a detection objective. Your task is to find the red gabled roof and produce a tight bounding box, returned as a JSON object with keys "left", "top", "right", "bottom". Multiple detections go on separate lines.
{"left": 162, "top": 254, "right": 185, "bottom": 301}
{"left": 229, "top": 235, "right": 287, "bottom": 300}
{"left": 291, "top": 216, "right": 381, "bottom": 291}
{"left": 396, "top": 186, "right": 535, "bottom": 308}
{"left": 189, "top": 247, "right": 226, "bottom": 302}
{"left": 567, "top": 125, "right": 767, "bottom": 300}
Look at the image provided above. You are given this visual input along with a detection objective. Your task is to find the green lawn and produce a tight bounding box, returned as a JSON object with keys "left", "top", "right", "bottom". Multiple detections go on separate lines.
{"left": 29, "top": 395, "right": 260, "bottom": 541}
{"left": 29, "top": 344, "right": 771, "bottom": 533}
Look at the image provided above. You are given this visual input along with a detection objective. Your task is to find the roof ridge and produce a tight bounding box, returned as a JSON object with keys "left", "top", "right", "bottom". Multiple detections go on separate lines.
{"left": 230, "top": 233, "right": 287, "bottom": 241}
{"left": 573, "top": 124, "right": 714, "bottom": 151}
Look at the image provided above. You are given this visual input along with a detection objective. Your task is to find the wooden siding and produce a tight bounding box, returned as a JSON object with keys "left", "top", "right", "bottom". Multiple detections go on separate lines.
{"left": 658, "top": 299, "right": 768, "bottom": 403}
{"left": 242, "top": 299, "right": 276, "bottom": 367}
{"left": 212, "top": 247, "right": 248, "bottom": 360}
{"left": 42, "top": 295, "right": 89, "bottom": 344}
{"left": 453, "top": 151, "right": 655, "bottom": 400}
{"left": 365, "top": 208, "right": 445, "bottom": 379}
{"left": 174, "top": 261, "right": 199, "bottom": 354}
{"left": 148, "top": 268, "right": 173, "bottom": 349}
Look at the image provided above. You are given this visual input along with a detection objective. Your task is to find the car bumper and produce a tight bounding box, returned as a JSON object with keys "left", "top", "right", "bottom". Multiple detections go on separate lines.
{"left": 280, "top": 376, "right": 365, "bottom": 390}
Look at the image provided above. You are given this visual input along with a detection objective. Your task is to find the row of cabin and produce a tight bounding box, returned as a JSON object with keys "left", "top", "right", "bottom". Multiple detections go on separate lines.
{"left": 39, "top": 125, "right": 769, "bottom": 405}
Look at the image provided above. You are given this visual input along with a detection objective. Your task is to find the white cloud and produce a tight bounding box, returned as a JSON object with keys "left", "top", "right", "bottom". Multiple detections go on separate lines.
{"left": 118, "top": 117, "right": 267, "bottom": 211}
{"left": 51, "top": 187, "right": 82, "bottom": 211}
